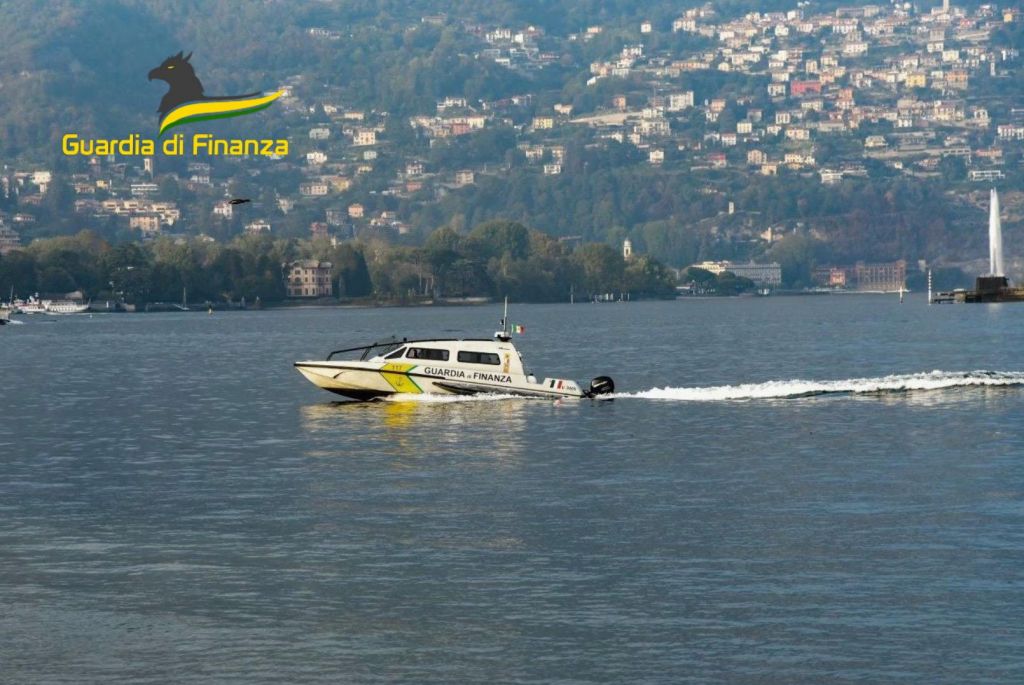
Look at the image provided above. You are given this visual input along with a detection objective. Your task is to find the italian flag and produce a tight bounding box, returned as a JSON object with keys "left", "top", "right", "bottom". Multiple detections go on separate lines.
{"left": 512, "top": 323, "right": 525, "bottom": 334}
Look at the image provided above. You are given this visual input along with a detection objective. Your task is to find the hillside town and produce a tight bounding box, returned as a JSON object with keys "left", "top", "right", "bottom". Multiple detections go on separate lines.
{"left": 1, "top": 1, "right": 1021, "bottom": 296}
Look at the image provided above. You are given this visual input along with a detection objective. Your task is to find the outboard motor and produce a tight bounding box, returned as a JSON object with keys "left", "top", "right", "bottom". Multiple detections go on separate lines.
{"left": 587, "top": 376, "right": 615, "bottom": 398}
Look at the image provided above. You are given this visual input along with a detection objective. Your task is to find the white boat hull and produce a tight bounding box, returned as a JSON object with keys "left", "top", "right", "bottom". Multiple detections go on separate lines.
{"left": 11, "top": 298, "right": 89, "bottom": 315}
{"left": 42, "top": 301, "right": 90, "bottom": 315}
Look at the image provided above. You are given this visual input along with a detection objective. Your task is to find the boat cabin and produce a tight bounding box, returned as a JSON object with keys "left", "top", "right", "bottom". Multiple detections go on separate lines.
{"left": 330, "top": 337, "right": 531, "bottom": 378}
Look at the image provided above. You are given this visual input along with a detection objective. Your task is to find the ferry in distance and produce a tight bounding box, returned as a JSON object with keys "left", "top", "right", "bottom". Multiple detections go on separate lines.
{"left": 12, "top": 296, "right": 90, "bottom": 315}
{"left": 294, "top": 303, "right": 614, "bottom": 401}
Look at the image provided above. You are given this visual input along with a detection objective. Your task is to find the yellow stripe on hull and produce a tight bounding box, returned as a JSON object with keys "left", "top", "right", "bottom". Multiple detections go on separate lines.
{"left": 379, "top": 363, "right": 422, "bottom": 394}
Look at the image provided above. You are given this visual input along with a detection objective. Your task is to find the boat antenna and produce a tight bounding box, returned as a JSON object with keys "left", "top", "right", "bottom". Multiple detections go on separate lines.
{"left": 496, "top": 296, "right": 511, "bottom": 341}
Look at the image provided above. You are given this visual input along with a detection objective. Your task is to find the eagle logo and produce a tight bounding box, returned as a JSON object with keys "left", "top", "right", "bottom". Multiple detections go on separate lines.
{"left": 147, "top": 51, "right": 282, "bottom": 136}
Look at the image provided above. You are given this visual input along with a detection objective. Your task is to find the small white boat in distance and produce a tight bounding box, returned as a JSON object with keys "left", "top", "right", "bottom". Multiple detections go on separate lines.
{"left": 294, "top": 305, "right": 614, "bottom": 401}
{"left": 42, "top": 299, "right": 91, "bottom": 314}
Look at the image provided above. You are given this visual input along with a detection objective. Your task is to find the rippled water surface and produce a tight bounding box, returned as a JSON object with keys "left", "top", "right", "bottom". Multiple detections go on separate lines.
{"left": 2, "top": 296, "right": 1024, "bottom": 683}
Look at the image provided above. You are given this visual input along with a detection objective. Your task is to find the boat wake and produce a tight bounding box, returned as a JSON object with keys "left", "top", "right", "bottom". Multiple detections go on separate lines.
{"left": 614, "top": 370, "right": 1024, "bottom": 402}
{"left": 367, "top": 371, "right": 1024, "bottom": 404}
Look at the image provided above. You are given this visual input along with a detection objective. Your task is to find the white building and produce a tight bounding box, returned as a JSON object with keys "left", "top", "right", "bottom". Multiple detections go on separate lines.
{"left": 128, "top": 214, "right": 161, "bottom": 235}
{"left": 31, "top": 170, "right": 52, "bottom": 193}
{"left": 130, "top": 182, "right": 159, "bottom": 197}
{"left": 245, "top": 219, "right": 272, "bottom": 234}
{"left": 0, "top": 225, "right": 21, "bottom": 254}
{"left": 353, "top": 129, "right": 377, "bottom": 146}
{"left": 690, "top": 261, "right": 782, "bottom": 287}
{"left": 300, "top": 182, "right": 329, "bottom": 196}
{"left": 820, "top": 169, "right": 844, "bottom": 185}
{"left": 667, "top": 91, "right": 695, "bottom": 111}
{"left": 968, "top": 169, "right": 1005, "bottom": 182}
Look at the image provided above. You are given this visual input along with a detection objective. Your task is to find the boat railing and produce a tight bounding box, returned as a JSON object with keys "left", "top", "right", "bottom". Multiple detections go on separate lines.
{"left": 324, "top": 336, "right": 499, "bottom": 361}
{"left": 327, "top": 337, "right": 407, "bottom": 361}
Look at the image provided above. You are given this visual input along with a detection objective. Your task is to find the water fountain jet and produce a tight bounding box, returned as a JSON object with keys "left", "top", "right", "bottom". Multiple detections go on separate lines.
{"left": 931, "top": 187, "right": 1024, "bottom": 302}
{"left": 989, "top": 188, "right": 1004, "bottom": 277}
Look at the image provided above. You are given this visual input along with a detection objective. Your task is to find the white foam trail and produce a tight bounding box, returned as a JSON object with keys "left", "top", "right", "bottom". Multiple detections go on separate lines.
{"left": 614, "top": 370, "right": 1024, "bottom": 402}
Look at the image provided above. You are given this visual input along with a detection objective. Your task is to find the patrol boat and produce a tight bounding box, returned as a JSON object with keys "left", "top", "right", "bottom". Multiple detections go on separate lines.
{"left": 294, "top": 307, "right": 614, "bottom": 401}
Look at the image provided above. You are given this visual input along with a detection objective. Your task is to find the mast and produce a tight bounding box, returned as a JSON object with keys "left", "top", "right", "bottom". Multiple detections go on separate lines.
{"left": 496, "top": 296, "right": 511, "bottom": 341}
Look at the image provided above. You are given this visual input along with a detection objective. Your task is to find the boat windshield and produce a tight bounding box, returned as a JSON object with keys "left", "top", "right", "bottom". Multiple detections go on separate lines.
{"left": 327, "top": 338, "right": 407, "bottom": 361}
{"left": 360, "top": 340, "right": 405, "bottom": 360}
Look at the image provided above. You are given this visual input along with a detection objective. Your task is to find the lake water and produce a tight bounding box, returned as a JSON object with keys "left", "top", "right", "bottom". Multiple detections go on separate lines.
{"left": 2, "top": 296, "right": 1024, "bottom": 683}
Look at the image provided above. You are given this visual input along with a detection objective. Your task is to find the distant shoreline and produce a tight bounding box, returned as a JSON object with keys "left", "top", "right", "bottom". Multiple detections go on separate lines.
{"left": 61, "top": 289, "right": 919, "bottom": 314}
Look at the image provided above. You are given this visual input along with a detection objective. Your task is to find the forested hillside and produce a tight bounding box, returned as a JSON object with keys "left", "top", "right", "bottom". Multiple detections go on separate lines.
{"left": 0, "top": 0, "right": 1020, "bottom": 288}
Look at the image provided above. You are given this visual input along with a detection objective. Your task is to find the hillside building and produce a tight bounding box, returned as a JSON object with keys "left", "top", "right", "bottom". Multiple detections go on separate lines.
{"left": 854, "top": 260, "right": 906, "bottom": 291}
{"left": 128, "top": 214, "right": 161, "bottom": 236}
{"left": 285, "top": 260, "right": 333, "bottom": 298}
{"left": 690, "top": 261, "right": 782, "bottom": 287}
{"left": 0, "top": 225, "right": 21, "bottom": 254}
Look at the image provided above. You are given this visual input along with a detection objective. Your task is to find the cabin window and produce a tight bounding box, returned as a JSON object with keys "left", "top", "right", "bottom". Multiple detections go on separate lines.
{"left": 406, "top": 347, "right": 449, "bottom": 361}
{"left": 384, "top": 347, "right": 406, "bottom": 360}
{"left": 457, "top": 351, "right": 501, "bottom": 365}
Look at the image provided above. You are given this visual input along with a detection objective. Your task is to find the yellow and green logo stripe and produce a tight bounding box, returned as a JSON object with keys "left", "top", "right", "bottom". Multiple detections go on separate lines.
{"left": 380, "top": 363, "right": 423, "bottom": 394}
{"left": 158, "top": 91, "right": 283, "bottom": 136}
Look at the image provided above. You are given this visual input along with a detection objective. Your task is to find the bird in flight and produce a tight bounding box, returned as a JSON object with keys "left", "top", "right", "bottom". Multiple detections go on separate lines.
{"left": 228, "top": 198, "right": 251, "bottom": 205}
